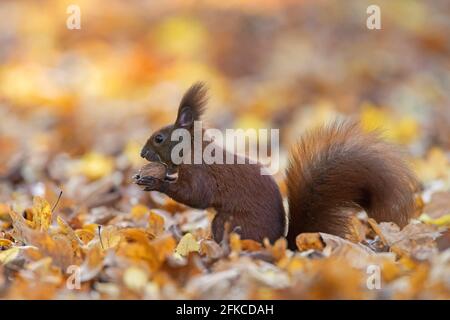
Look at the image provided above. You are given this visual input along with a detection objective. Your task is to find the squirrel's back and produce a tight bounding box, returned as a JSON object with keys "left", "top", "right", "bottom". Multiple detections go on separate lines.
{"left": 285, "top": 120, "right": 418, "bottom": 249}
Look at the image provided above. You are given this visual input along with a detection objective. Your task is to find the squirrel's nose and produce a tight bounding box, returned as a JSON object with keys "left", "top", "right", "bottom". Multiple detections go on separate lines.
{"left": 140, "top": 149, "right": 149, "bottom": 159}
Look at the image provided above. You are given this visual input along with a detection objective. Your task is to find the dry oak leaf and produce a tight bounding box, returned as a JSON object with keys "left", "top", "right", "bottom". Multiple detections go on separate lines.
{"left": 118, "top": 229, "right": 175, "bottom": 271}
{"left": 420, "top": 191, "right": 450, "bottom": 226}
{"left": 370, "top": 219, "right": 442, "bottom": 260}
{"left": 99, "top": 225, "right": 122, "bottom": 250}
{"left": 318, "top": 233, "right": 396, "bottom": 270}
{"left": 30, "top": 196, "right": 52, "bottom": 231}
{"left": 57, "top": 216, "right": 83, "bottom": 250}
{"left": 8, "top": 209, "right": 77, "bottom": 269}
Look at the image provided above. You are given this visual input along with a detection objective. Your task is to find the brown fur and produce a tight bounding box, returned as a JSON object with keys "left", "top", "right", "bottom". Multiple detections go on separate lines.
{"left": 163, "top": 148, "right": 286, "bottom": 243}
{"left": 141, "top": 83, "right": 418, "bottom": 250}
{"left": 285, "top": 120, "right": 418, "bottom": 248}
{"left": 176, "top": 82, "right": 208, "bottom": 123}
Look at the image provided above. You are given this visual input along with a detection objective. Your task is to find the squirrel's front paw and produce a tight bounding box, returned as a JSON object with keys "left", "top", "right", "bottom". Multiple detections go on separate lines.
{"left": 135, "top": 176, "right": 159, "bottom": 190}
{"left": 133, "top": 161, "right": 168, "bottom": 190}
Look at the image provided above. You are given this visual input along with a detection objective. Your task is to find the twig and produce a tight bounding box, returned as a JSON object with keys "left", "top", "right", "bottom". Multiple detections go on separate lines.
{"left": 98, "top": 225, "right": 104, "bottom": 250}
{"left": 51, "top": 190, "right": 63, "bottom": 213}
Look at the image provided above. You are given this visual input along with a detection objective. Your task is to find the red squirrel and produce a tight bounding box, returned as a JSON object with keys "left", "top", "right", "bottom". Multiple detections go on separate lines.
{"left": 137, "top": 82, "right": 418, "bottom": 249}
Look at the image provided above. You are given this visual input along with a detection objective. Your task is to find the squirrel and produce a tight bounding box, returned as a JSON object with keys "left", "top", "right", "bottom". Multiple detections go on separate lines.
{"left": 137, "top": 82, "right": 418, "bottom": 250}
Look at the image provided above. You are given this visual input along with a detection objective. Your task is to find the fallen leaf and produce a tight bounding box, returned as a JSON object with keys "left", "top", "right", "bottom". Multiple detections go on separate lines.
{"left": 296, "top": 233, "right": 325, "bottom": 251}
{"left": 130, "top": 204, "right": 149, "bottom": 220}
{"left": 200, "top": 239, "right": 223, "bottom": 259}
{"left": 0, "top": 239, "right": 13, "bottom": 248}
{"left": 76, "top": 152, "right": 114, "bottom": 180}
{"left": 147, "top": 210, "right": 165, "bottom": 238}
{"left": 175, "top": 233, "right": 200, "bottom": 257}
{"left": 31, "top": 196, "right": 52, "bottom": 231}
{"left": 123, "top": 266, "right": 149, "bottom": 292}
{"left": 371, "top": 220, "right": 442, "bottom": 260}
{"left": 420, "top": 213, "right": 450, "bottom": 227}
{"left": 99, "top": 226, "right": 122, "bottom": 250}
{"left": 0, "top": 247, "right": 20, "bottom": 265}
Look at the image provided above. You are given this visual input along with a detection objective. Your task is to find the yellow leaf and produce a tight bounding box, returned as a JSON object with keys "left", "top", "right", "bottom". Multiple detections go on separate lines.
{"left": 154, "top": 16, "right": 207, "bottom": 58}
{"left": 83, "top": 223, "right": 100, "bottom": 234}
{"left": 57, "top": 216, "right": 83, "bottom": 249}
{"left": 74, "top": 229, "right": 95, "bottom": 244}
{"left": 130, "top": 204, "right": 149, "bottom": 220}
{"left": 80, "top": 245, "right": 105, "bottom": 282}
{"left": 76, "top": 152, "right": 114, "bottom": 180}
{"left": 392, "top": 117, "right": 419, "bottom": 144}
{"left": 0, "top": 203, "right": 10, "bottom": 218}
{"left": 0, "top": 239, "right": 13, "bottom": 248}
{"left": 147, "top": 211, "right": 165, "bottom": 237}
{"left": 419, "top": 213, "right": 450, "bottom": 227}
{"left": 99, "top": 226, "right": 122, "bottom": 250}
{"left": 31, "top": 196, "right": 52, "bottom": 231}
{"left": 360, "top": 105, "right": 391, "bottom": 134}
{"left": 0, "top": 247, "right": 20, "bottom": 265}
{"left": 152, "top": 234, "right": 177, "bottom": 262}
{"left": 296, "top": 233, "right": 325, "bottom": 251}
{"left": 175, "top": 233, "right": 200, "bottom": 257}
{"left": 123, "top": 267, "right": 148, "bottom": 292}
{"left": 229, "top": 233, "right": 242, "bottom": 253}
{"left": 360, "top": 104, "right": 419, "bottom": 144}
{"left": 241, "top": 239, "right": 263, "bottom": 251}
{"left": 118, "top": 231, "right": 175, "bottom": 271}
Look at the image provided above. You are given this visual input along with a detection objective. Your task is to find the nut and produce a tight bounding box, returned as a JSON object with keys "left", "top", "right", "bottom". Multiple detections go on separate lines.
{"left": 133, "top": 162, "right": 167, "bottom": 181}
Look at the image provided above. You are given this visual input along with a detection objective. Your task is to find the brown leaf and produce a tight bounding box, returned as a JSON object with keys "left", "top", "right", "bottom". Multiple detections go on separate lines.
{"left": 371, "top": 220, "right": 442, "bottom": 260}
{"left": 296, "top": 233, "right": 325, "bottom": 251}
{"left": 147, "top": 210, "right": 165, "bottom": 238}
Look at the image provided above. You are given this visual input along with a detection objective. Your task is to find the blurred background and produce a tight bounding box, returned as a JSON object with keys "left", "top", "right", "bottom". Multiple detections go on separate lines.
{"left": 0, "top": 0, "right": 449, "bottom": 201}
{"left": 0, "top": 0, "right": 449, "bottom": 300}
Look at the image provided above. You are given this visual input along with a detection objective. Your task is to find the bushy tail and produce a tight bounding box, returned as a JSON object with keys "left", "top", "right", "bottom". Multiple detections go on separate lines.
{"left": 285, "top": 120, "right": 418, "bottom": 248}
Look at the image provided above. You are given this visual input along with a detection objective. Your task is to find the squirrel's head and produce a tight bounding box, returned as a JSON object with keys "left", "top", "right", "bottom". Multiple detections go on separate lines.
{"left": 140, "top": 82, "right": 208, "bottom": 173}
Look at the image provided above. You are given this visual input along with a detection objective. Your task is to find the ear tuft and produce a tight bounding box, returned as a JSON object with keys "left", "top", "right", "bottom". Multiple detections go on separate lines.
{"left": 176, "top": 82, "right": 208, "bottom": 124}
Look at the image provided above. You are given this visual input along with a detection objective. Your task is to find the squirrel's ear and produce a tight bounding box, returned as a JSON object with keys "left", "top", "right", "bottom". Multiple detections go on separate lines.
{"left": 175, "top": 82, "right": 208, "bottom": 128}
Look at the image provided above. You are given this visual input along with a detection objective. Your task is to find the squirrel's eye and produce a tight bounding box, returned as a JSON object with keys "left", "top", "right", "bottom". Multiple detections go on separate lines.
{"left": 154, "top": 134, "right": 164, "bottom": 144}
